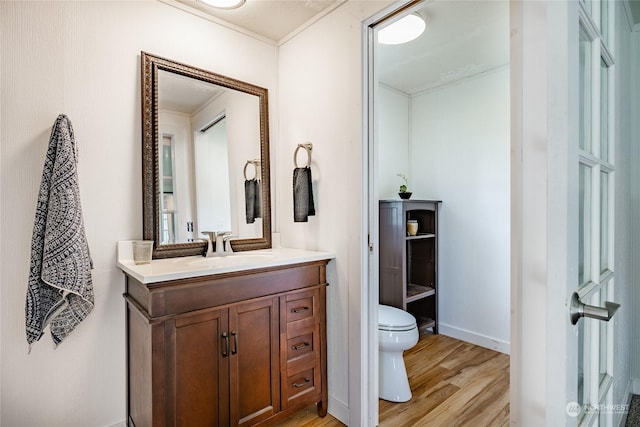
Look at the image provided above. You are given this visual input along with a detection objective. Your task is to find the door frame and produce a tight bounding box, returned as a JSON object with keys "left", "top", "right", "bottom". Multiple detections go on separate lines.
{"left": 361, "top": 2, "right": 427, "bottom": 425}
{"left": 362, "top": 1, "right": 581, "bottom": 425}
{"left": 509, "top": 1, "right": 580, "bottom": 424}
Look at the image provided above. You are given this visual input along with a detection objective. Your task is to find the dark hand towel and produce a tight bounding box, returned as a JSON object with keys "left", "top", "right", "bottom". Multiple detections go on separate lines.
{"left": 293, "top": 167, "right": 315, "bottom": 222}
{"left": 26, "top": 114, "right": 94, "bottom": 350}
{"left": 254, "top": 180, "right": 262, "bottom": 219}
{"left": 245, "top": 179, "right": 256, "bottom": 224}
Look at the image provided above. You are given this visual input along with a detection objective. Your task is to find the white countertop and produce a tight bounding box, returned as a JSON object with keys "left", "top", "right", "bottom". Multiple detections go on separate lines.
{"left": 116, "top": 241, "right": 335, "bottom": 284}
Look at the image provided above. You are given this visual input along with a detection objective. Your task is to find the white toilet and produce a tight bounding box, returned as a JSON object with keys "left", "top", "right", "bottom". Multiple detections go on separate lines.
{"left": 378, "top": 305, "right": 419, "bottom": 402}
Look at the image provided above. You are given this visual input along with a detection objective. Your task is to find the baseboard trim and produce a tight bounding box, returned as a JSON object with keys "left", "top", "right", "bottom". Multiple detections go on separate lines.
{"left": 438, "top": 323, "right": 510, "bottom": 355}
{"left": 328, "top": 395, "right": 349, "bottom": 425}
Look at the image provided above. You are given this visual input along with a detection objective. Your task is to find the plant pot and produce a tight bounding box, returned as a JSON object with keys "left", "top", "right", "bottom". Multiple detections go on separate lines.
{"left": 398, "top": 192, "right": 412, "bottom": 200}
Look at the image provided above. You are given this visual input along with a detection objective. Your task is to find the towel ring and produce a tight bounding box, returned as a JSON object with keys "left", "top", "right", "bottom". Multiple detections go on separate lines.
{"left": 294, "top": 143, "right": 313, "bottom": 168}
{"left": 243, "top": 159, "right": 260, "bottom": 180}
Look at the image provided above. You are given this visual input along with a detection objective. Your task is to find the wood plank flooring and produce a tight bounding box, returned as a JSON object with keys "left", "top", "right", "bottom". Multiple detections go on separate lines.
{"left": 277, "top": 332, "right": 510, "bottom": 427}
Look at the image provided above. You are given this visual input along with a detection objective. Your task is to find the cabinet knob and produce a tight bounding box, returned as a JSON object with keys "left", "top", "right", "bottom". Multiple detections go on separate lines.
{"left": 291, "top": 306, "right": 309, "bottom": 314}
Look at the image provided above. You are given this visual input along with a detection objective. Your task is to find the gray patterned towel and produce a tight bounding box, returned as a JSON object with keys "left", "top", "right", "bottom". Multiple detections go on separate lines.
{"left": 26, "top": 114, "right": 94, "bottom": 350}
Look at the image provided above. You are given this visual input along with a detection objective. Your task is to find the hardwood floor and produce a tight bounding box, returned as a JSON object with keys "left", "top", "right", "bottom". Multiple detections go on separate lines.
{"left": 278, "top": 332, "right": 510, "bottom": 426}
{"left": 379, "top": 332, "right": 510, "bottom": 426}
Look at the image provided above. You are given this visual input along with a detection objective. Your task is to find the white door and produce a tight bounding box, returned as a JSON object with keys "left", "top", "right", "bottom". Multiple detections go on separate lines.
{"left": 574, "top": 1, "right": 618, "bottom": 424}
{"left": 511, "top": 1, "right": 620, "bottom": 425}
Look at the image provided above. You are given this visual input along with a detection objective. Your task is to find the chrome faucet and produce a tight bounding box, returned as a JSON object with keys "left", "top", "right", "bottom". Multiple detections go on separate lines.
{"left": 216, "top": 232, "right": 231, "bottom": 254}
{"left": 200, "top": 231, "right": 217, "bottom": 256}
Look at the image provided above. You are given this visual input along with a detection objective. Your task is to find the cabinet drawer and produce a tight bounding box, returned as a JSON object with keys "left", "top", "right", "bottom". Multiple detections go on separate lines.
{"left": 285, "top": 296, "right": 314, "bottom": 323}
{"left": 285, "top": 368, "right": 316, "bottom": 400}
{"left": 286, "top": 332, "right": 314, "bottom": 361}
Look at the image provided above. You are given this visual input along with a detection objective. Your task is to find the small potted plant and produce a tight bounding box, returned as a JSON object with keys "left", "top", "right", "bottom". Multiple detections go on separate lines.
{"left": 397, "top": 173, "right": 412, "bottom": 199}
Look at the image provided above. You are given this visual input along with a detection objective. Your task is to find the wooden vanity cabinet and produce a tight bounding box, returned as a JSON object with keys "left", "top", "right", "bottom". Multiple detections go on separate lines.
{"left": 124, "top": 260, "right": 329, "bottom": 427}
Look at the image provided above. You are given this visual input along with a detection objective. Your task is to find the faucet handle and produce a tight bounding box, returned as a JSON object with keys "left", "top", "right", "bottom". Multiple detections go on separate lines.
{"left": 223, "top": 235, "right": 238, "bottom": 253}
{"left": 214, "top": 231, "right": 232, "bottom": 253}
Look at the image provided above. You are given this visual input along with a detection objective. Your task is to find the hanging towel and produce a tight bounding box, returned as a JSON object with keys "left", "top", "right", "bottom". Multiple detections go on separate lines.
{"left": 26, "top": 114, "right": 94, "bottom": 350}
{"left": 245, "top": 179, "right": 256, "bottom": 224}
{"left": 293, "top": 167, "right": 315, "bottom": 222}
{"left": 245, "top": 179, "right": 263, "bottom": 224}
{"left": 254, "top": 179, "right": 262, "bottom": 219}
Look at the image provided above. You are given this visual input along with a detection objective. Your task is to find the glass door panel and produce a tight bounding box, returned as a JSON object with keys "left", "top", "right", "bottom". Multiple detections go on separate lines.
{"left": 576, "top": 2, "right": 616, "bottom": 424}
{"left": 579, "top": 27, "right": 592, "bottom": 153}
{"left": 600, "top": 59, "right": 609, "bottom": 162}
{"left": 579, "top": 163, "right": 592, "bottom": 286}
{"left": 600, "top": 171, "right": 609, "bottom": 273}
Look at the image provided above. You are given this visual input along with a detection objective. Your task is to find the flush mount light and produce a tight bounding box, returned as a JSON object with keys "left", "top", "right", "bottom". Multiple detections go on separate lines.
{"left": 200, "top": 0, "right": 245, "bottom": 9}
{"left": 378, "top": 13, "right": 426, "bottom": 45}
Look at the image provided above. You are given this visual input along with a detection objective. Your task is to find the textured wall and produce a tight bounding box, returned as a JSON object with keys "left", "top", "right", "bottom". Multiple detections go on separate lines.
{"left": 0, "top": 2, "right": 277, "bottom": 425}
{"left": 410, "top": 68, "right": 511, "bottom": 353}
{"left": 277, "top": 2, "right": 391, "bottom": 424}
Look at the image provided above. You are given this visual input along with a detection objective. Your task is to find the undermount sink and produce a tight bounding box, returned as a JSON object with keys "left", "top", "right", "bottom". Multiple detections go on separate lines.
{"left": 185, "top": 252, "right": 278, "bottom": 268}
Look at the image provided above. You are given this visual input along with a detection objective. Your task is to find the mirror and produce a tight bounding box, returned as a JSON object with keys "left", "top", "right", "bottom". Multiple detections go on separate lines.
{"left": 142, "top": 52, "right": 271, "bottom": 258}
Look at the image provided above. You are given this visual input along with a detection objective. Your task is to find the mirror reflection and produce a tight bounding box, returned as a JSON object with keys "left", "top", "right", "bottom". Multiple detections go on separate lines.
{"left": 142, "top": 52, "right": 271, "bottom": 258}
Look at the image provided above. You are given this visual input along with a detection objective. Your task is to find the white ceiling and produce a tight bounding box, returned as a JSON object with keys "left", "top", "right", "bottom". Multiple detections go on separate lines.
{"left": 377, "top": 1, "right": 509, "bottom": 94}
{"left": 173, "top": 0, "right": 340, "bottom": 42}
{"left": 158, "top": 70, "right": 225, "bottom": 115}
{"left": 166, "top": 0, "right": 638, "bottom": 96}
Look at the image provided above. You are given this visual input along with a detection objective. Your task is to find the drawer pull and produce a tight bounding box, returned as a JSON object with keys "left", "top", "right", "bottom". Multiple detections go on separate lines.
{"left": 292, "top": 378, "right": 311, "bottom": 388}
{"left": 292, "top": 342, "right": 310, "bottom": 351}
{"left": 231, "top": 331, "right": 238, "bottom": 355}
{"left": 291, "top": 306, "right": 309, "bottom": 314}
{"left": 221, "top": 332, "right": 229, "bottom": 357}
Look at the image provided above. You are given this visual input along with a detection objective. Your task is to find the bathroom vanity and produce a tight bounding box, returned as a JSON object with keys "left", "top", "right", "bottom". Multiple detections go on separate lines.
{"left": 117, "top": 244, "right": 333, "bottom": 427}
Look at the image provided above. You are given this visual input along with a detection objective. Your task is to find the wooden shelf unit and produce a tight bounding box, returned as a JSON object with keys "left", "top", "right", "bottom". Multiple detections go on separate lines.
{"left": 379, "top": 199, "right": 441, "bottom": 333}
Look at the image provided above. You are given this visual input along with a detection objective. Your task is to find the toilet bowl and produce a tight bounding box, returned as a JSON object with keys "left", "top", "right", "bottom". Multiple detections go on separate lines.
{"left": 378, "top": 305, "right": 419, "bottom": 402}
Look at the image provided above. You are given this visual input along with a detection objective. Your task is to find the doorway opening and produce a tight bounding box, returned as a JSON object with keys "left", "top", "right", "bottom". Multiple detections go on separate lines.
{"left": 364, "top": 1, "right": 511, "bottom": 424}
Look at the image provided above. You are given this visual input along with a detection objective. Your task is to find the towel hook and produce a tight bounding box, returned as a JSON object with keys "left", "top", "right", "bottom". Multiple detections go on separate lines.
{"left": 294, "top": 143, "right": 313, "bottom": 168}
{"left": 243, "top": 159, "right": 260, "bottom": 180}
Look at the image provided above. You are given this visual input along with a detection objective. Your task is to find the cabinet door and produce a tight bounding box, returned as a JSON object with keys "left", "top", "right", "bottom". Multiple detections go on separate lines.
{"left": 229, "top": 297, "right": 280, "bottom": 426}
{"left": 379, "top": 202, "right": 404, "bottom": 308}
{"left": 167, "top": 309, "right": 229, "bottom": 426}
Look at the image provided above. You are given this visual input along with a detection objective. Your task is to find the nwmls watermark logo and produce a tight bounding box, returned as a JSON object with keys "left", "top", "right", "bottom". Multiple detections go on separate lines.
{"left": 566, "top": 402, "right": 581, "bottom": 417}
{"left": 566, "top": 401, "right": 629, "bottom": 417}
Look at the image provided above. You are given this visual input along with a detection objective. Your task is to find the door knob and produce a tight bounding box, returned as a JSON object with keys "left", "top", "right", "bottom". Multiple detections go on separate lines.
{"left": 570, "top": 292, "right": 620, "bottom": 325}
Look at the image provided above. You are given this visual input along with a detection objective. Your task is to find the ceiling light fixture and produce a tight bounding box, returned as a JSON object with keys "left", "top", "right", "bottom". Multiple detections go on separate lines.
{"left": 378, "top": 13, "right": 426, "bottom": 45}
{"left": 200, "top": 0, "right": 245, "bottom": 10}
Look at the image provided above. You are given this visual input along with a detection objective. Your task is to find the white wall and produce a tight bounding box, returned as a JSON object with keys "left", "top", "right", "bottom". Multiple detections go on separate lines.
{"left": 192, "top": 90, "right": 263, "bottom": 238}
{"left": 614, "top": 3, "right": 633, "bottom": 412}
{"left": 377, "top": 70, "right": 510, "bottom": 352}
{"left": 630, "top": 20, "right": 640, "bottom": 395}
{"left": 410, "top": 68, "right": 511, "bottom": 352}
{"left": 0, "top": 2, "right": 277, "bottom": 425}
{"left": 613, "top": 4, "right": 635, "bottom": 419}
{"left": 378, "top": 84, "right": 409, "bottom": 199}
{"left": 277, "top": 1, "right": 391, "bottom": 424}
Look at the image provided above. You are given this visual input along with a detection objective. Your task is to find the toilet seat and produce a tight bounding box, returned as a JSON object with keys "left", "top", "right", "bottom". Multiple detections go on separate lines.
{"left": 378, "top": 305, "right": 417, "bottom": 332}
